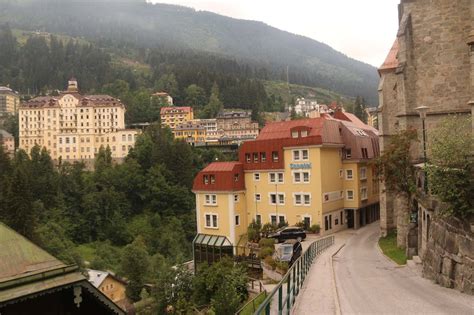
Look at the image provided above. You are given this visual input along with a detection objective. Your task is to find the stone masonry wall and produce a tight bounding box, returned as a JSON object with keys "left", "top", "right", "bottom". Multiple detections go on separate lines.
{"left": 423, "top": 216, "right": 474, "bottom": 295}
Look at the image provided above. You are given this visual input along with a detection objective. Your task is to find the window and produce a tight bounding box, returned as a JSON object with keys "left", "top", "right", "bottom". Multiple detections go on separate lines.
{"left": 346, "top": 169, "right": 353, "bottom": 180}
{"left": 255, "top": 193, "right": 261, "bottom": 202}
{"left": 292, "top": 131, "right": 299, "bottom": 138}
{"left": 256, "top": 214, "right": 262, "bottom": 225}
{"left": 210, "top": 175, "right": 216, "bottom": 184}
{"left": 234, "top": 194, "right": 239, "bottom": 202}
{"left": 234, "top": 173, "right": 239, "bottom": 182}
{"left": 294, "top": 193, "right": 311, "bottom": 205}
{"left": 339, "top": 169, "right": 343, "bottom": 178}
{"left": 272, "top": 151, "right": 279, "bottom": 162}
{"left": 293, "top": 150, "right": 300, "bottom": 161}
{"left": 235, "top": 215, "right": 240, "bottom": 226}
{"left": 360, "top": 187, "right": 368, "bottom": 200}
{"left": 301, "top": 130, "right": 308, "bottom": 137}
{"left": 269, "top": 172, "right": 284, "bottom": 183}
{"left": 253, "top": 153, "right": 259, "bottom": 162}
{"left": 346, "top": 190, "right": 354, "bottom": 200}
{"left": 245, "top": 153, "right": 251, "bottom": 163}
{"left": 360, "top": 167, "right": 367, "bottom": 180}
{"left": 302, "top": 150, "right": 309, "bottom": 160}
{"left": 294, "top": 171, "right": 310, "bottom": 183}
{"left": 254, "top": 173, "right": 260, "bottom": 181}
{"left": 345, "top": 148, "right": 352, "bottom": 159}
{"left": 271, "top": 215, "right": 277, "bottom": 226}
{"left": 205, "top": 194, "right": 217, "bottom": 205}
{"left": 361, "top": 148, "right": 369, "bottom": 159}
{"left": 260, "top": 152, "right": 266, "bottom": 162}
{"left": 279, "top": 216, "right": 285, "bottom": 225}
{"left": 203, "top": 175, "right": 209, "bottom": 184}
{"left": 269, "top": 193, "right": 285, "bottom": 205}
{"left": 205, "top": 214, "right": 218, "bottom": 228}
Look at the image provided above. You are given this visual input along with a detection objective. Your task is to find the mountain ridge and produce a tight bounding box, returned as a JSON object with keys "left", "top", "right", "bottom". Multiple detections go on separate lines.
{"left": 0, "top": 0, "right": 379, "bottom": 104}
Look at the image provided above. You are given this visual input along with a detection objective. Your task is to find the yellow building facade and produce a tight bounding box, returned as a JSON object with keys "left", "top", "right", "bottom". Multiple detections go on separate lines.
{"left": 160, "top": 106, "right": 194, "bottom": 130}
{"left": 0, "top": 87, "right": 20, "bottom": 116}
{"left": 19, "top": 79, "right": 138, "bottom": 162}
{"left": 172, "top": 120, "right": 206, "bottom": 145}
{"left": 192, "top": 112, "right": 380, "bottom": 259}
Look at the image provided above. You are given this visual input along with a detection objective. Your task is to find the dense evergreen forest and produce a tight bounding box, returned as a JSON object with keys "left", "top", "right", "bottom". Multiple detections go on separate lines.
{"left": 0, "top": 24, "right": 282, "bottom": 124}
{"left": 0, "top": 0, "right": 379, "bottom": 105}
{"left": 0, "top": 123, "right": 246, "bottom": 310}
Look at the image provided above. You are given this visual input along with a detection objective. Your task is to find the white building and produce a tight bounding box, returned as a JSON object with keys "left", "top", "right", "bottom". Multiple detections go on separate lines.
{"left": 19, "top": 79, "right": 139, "bottom": 163}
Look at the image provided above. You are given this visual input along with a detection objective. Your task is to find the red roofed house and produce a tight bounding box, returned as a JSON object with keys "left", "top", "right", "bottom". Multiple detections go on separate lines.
{"left": 192, "top": 114, "right": 380, "bottom": 265}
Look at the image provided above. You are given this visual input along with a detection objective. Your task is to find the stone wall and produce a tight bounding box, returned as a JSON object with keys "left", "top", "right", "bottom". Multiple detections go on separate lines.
{"left": 422, "top": 216, "right": 474, "bottom": 295}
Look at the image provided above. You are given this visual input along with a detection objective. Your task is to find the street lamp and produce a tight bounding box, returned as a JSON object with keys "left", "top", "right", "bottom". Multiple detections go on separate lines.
{"left": 415, "top": 105, "right": 429, "bottom": 192}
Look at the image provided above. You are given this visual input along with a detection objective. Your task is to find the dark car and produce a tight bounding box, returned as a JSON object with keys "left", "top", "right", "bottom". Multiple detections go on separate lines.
{"left": 268, "top": 227, "right": 306, "bottom": 243}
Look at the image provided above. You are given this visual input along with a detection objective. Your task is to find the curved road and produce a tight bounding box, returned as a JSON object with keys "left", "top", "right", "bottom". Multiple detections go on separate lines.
{"left": 334, "top": 223, "right": 473, "bottom": 314}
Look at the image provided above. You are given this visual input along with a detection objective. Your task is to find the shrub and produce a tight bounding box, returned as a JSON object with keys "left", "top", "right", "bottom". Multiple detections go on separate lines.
{"left": 261, "top": 223, "right": 277, "bottom": 238}
{"left": 275, "top": 261, "right": 289, "bottom": 273}
{"left": 263, "top": 256, "right": 276, "bottom": 270}
{"left": 308, "top": 224, "right": 320, "bottom": 234}
{"left": 278, "top": 221, "right": 288, "bottom": 228}
{"left": 258, "top": 238, "right": 276, "bottom": 248}
{"left": 295, "top": 221, "right": 306, "bottom": 229}
{"left": 259, "top": 246, "right": 274, "bottom": 259}
{"left": 247, "top": 220, "right": 262, "bottom": 243}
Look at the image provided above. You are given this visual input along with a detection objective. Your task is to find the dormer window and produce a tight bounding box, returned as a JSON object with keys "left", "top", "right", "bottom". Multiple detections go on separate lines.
{"left": 245, "top": 153, "right": 251, "bottom": 163}
{"left": 234, "top": 173, "right": 239, "bottom": 182}
{"left": 203, "top": 175, "right": 209, "bottom": 185}
{"left": 301, "top": 130, "right": 308, "bottom": 137}
{"left": 292, "top": 131, "right": 299, "bottom": 138}
{"left": 272, "top": 151, "right": 279, "bottom": 162}
{"left": 253, "top": 153, "right": 259, "bottom": 163}
{"left": 346, "top": 148, "right": 352, "bottom": 159}
{"left": 260, "top": 152, "right": 266, "bottom": 162}
{"left": 210, "top": 175, "right": 216, "bottom": 184}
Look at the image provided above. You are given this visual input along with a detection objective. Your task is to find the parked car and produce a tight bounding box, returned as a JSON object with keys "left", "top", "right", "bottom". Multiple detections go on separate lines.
{"left": 274, "top": 240, "right": 302, "bottom": 266}
{"left": 268, "top": 227, "right": 306, "bottom": 243}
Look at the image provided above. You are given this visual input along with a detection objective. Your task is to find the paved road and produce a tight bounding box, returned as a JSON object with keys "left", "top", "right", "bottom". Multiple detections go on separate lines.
{"left": 334, "top": 223, "right": 473, "bottom": 315}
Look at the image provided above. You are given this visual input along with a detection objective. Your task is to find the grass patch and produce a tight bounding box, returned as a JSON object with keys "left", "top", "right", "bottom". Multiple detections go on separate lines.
{"left": 76, "top": 243, "right": 96, "bottom": 263}
{"left": 378, "top": 231, "right": 407, "bottom": 265}
{"left": 238, "top": 291, "right": 267, "bottom": 315}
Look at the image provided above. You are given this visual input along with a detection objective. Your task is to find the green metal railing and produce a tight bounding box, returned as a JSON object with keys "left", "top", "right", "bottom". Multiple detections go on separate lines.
{"left": 254, "top": 235, "right": 335, "bottom": 315}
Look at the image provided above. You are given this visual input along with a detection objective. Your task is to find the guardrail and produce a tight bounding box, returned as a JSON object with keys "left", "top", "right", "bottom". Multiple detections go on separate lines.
{"left": 236, "top": 290, "right": 267, "bottom": 315}
{"left": 254, "top": 235, "right": 335, "bottom": 315}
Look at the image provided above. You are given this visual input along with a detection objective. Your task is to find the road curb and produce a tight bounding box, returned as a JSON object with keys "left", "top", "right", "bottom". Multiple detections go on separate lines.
{"left": 330, "top": 244, "right": 345, "bottom": 315}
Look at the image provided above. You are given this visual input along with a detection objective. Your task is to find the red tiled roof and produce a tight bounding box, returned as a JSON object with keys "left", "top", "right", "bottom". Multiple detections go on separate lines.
{"left": 379, "top": 39, "right": 399, "bottom": 73}
{"left": 201, "top": 162, "right": 242, "bottom": 172}
{"left": 333, "top": 111, "right": 379, "bottom": 134}
{"left": 160, "top": 106, "right": 193, "bottom": 114}
{"left": 257, "top": 118, "right": 325, "bottom": 140}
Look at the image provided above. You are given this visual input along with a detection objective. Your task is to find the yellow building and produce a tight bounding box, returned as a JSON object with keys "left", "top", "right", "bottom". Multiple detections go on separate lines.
{"left": 19, "top": 79, "right": 139, "bottom": 162}
{"left": 192, "top": 111, "right": 380, "bottom": 262}
{"left": 173, "top": 120, "right": 207, "bottom": 145}
{"left": 87, "top": 269, "right": 128, "bottom": 308}
{"left": 160, "top": 106, "right": 194, "bottom": 130}
{"left": 0, "top": 86, "right": 20, "bottom": 116}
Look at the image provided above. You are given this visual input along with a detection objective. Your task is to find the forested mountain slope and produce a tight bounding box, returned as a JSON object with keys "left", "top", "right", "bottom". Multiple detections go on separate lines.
{"left": 0, "top": 0, "right": 379, "bottom": 104}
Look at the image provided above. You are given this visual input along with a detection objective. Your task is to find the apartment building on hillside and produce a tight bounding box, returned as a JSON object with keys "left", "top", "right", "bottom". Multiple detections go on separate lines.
{"left": 192, "top": 111, "right": 380, "bottom": 263}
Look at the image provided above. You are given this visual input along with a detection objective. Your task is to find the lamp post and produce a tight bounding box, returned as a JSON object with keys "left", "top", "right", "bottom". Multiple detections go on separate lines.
{"left": 415, "top": 105, "right": 429, "bottom": 192}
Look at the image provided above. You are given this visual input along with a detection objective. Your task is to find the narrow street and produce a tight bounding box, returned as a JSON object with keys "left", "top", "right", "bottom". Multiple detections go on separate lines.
{"left": 334, "top": 223, "right": 473, "bottom": 314}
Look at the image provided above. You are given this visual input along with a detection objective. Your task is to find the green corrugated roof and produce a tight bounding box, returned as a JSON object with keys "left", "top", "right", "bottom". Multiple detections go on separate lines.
{"left": 0, "top": 222, "right": 67, "bottom": 284}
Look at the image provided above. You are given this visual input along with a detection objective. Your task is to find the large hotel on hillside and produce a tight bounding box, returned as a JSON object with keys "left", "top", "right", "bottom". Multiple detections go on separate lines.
{"left": 19, "top": 79, "right": 138, "bottom": 162}
{"left": 192, "top": 111, "right": 380, "bottom": 262}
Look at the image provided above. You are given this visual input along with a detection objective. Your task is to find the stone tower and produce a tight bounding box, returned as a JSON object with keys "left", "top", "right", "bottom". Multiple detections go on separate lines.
{"left": 378, "top": 0, "right": 474, "bottom": 245}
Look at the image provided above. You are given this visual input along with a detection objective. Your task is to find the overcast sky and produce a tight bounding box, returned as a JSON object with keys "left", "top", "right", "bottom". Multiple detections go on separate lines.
{"left": 149, "top": 0, "right": 400, "bottom": 67}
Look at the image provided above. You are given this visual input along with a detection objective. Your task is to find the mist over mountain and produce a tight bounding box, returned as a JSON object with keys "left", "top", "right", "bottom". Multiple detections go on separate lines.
{"left": 0, "top": 0, "right": 379, "bottom": 104}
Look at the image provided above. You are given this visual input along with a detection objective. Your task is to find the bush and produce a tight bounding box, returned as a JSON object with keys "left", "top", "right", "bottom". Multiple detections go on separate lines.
{"left": 258, "top": 238, "right": 276, "bottom": 248}
{"left": 259, "top": 246, "right": 274, "bottom": 259}
{"left": 278, "top": 221, "right": 288, "bottom": 228}
{"left": 275, "top": 261, "right": 289, "bottom": 273}
{"left": 308, "top": 224, "right": 320, "bottom": 234}
{"left": 247, "top": 220, "right": 262, "bottom": 242}
{"left": 261, "top": 223, "right": 277, "bottom": 237}
{"left": 295, "top": 221, "right": 306, "bottom": 229}
{"left": 263, "top": 256, "right": 276, "bottom": 270}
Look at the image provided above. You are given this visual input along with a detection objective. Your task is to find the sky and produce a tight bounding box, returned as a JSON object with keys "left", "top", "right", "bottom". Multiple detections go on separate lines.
{"left": 149, "top": 0, "right": 400, "bottom": 67}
